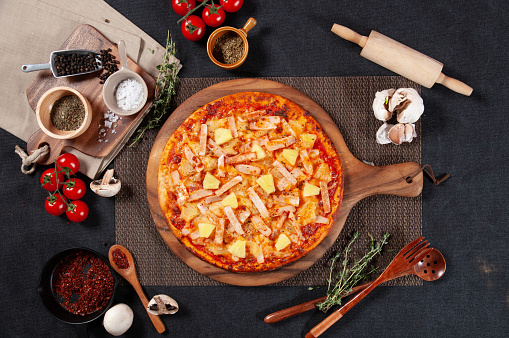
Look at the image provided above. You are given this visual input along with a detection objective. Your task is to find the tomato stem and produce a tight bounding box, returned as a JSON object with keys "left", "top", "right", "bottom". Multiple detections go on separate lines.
{"left": 177, "top": 0, "right": 210, "bottom": 24}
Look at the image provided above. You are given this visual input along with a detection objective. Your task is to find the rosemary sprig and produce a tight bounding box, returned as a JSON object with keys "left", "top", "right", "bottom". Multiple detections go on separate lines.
{"left": 316, "top": 231, "right": 390, "bottom": 313}
{"left": 129, "top": 31, "right": 179, "bottom": 146}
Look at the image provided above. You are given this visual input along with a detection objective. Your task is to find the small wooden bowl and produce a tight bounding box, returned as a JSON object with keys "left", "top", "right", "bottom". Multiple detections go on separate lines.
{"left": 36, "top": 86, "right": 92, "bottom": 140}
{"left": 207, "top": 17, "right": 257, "bottom": 70}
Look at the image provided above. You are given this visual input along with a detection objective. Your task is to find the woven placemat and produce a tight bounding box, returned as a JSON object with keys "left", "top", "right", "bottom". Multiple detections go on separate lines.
{"left": 115, "top": 76, "right": 422, "bottom": 286}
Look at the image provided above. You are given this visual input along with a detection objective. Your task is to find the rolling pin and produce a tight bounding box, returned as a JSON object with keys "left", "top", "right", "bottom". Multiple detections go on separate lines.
{"left": 331, "top": 24, "right": 473, "bottom": 96}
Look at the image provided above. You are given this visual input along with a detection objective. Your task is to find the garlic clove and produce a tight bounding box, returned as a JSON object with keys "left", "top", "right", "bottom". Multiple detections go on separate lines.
{"left": 372, "top": 89, "right": 396, "bottom": 121}
{"left": 388, "top": 88, "right": 424, "bottom": 124}
{"left": 146, "top": 294, "right": 179, "bottom": 315}
{"left": 402, "top": 123, "right": 416, "bottom": 143}
{"left": 90, "top": 169, "right": 121, "bottom": 197}
{"left": 388, "top": 123, "right": 406, "bottom": 145}
{"left": 376, "top": 123, "right": 394, "bottom": 144}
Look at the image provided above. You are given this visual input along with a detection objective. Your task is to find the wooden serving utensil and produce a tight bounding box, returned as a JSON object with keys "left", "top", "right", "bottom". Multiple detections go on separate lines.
{"left": 264, "top": 248, "right": 446, "bottom": 323}
{"left": 331, "top": 23, "right": 473, "bottom": 96}
{"left": 108, "top": 245, "right": 165, "bottom": 334}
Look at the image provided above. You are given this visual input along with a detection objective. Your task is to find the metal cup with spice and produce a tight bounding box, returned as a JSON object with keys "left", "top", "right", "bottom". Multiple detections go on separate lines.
{"left": 207, "top": 17, "right": 257, "bottom": 69}
{"left": 36, "top": 86, "right": 92, "bottom": 139}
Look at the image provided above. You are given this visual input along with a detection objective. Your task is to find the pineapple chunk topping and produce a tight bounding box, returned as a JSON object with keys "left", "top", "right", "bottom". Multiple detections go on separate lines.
{"left": 256, "top": 174, "right": 276, "bottom": 194}
{"left": 302, "top": 183, "right": 320, "bottom": 197}
{"left": 203, "top": 172, "right": 220, "bottom": 190}
{"left": 275, "top": 234, "right": 291, "bottom": 251}
{"left": 282, "top": 149, "right": 299, "bottom": 166}
{"left": 221, "top": 192, "right": 238, "bottom": 209}
{"left": 251, "top": 142, "right": 266, "bottom": 160}
{"left": 228, "top": 238, "right": 246, "bottom": 258}
{"left": 198, "top": 222, "right": 216, "bottom": 238}
{"left": 300, "top": 133, "right": 317, "bottom": 148}
{"left": 215, "top": 128, "right": 233, "bottom": 145}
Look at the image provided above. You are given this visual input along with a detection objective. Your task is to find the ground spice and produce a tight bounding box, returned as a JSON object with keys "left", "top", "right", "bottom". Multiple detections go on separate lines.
{"left": 111, "top": 248, "right": 130, "bottom": 269}
{"left": 52, "top": 250, "right": 114, "bottom": 316}
{"left": 50, "top": 95, "right": 85, "bottom": 131}
{"left": 212, "top": 32, "right": 244, "bottom": 64}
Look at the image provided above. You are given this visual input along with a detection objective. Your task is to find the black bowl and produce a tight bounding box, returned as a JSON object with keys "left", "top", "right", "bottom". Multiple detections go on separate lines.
{"left": 38, "top": 247, "right": 118, "bottom": 324}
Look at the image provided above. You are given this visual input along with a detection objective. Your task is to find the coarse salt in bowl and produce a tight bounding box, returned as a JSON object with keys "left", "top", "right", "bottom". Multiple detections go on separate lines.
{"left": 102, "top": 41, "right": 148, "bottom": 116}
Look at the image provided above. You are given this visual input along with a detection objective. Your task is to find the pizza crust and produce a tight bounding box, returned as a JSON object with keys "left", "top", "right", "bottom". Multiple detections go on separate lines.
{"left": 158, "top": 92, "right": 344, "bottom": 272}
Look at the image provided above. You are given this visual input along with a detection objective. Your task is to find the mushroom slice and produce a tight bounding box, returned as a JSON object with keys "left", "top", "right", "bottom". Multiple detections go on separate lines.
{"left": 265, "top": 136, "right": 296, "bottom": 151}
{"left": 225, "top": 152, "right": 257, "bottom": 164}
{"left": 183, "top": 144, "right": 204, "bottom": 172}
{"left": 235, "top": 164, "right": 261, "bottom": 175}
{"left": 251, "top": 215, "right": 272, "bottom": 237}
{"left": 372, "top": 88, "right": 395, "bottom": 121}
{"left": 247, "top": 187, "right": 270, "bottom": 218}
{"left": 90, "top": 169, "right": 121, "bottom": 197}
{"left": 147, "top": 295, "right": 179, "bottom": 315}
{"left": 389, "top": 88, "right": 424, "bottom": 124}
{"left": 215, "top": 175, "right": 243, "bottom": 196}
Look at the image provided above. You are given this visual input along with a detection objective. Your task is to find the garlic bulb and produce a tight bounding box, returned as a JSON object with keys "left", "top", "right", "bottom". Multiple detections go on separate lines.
{"left": 372, "top": 89, "right": 395, "bottom": 121}
{"left": 388, "top": 88, "right": 424, "bottom": 124}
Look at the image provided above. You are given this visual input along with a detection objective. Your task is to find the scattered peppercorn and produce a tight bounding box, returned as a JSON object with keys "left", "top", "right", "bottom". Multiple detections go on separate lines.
{"left": 98, "top": 48, "right": 119, "bottom": 84}
{"left": 52, "top": 250, "right": 114, "bottom": 316}
{"left": 50, "top": 95, "right": 85, "bottom": 131}
{"left": 54, "top": 53, "right": 100, "bottom": 77}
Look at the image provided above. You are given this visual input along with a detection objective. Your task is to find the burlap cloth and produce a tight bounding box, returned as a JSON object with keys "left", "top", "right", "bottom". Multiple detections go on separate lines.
{"left": 115, "top": 76, "right": 422, "bottom": 286}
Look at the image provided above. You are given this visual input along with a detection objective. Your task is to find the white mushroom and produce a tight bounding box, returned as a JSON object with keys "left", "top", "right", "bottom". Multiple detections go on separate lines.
{"left": 147, "top": 294, "right": 179, "bottom": 315}
{"left": 372, "top": 88, "right": 395, "bottom": 121}
{"left": 388, "top": 88, "right": 424, "bottom": 124}
{"left": 103, "top": 303, "right": 134, "bottom": 336}
{"left": 388, "top": 123, "right": 416, "bottom": 145}
{"left": 90, "top": 169, "right": 121, "bottom": 197}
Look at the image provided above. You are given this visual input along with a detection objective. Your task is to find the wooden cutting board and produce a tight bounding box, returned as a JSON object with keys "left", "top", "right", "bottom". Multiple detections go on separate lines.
{"left": 26, "top": 24, "right": 155, "bottom": 165}
{"left": 146, "top": 78, "right": 423, "bottom": 286}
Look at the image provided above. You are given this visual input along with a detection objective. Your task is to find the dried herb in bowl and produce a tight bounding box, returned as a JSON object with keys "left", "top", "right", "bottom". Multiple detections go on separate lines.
{"left": 50, "top": 95, "right": 85, "bottom": 131}
{"left": 212, "top": 32, "right": 244, "bottom": 64}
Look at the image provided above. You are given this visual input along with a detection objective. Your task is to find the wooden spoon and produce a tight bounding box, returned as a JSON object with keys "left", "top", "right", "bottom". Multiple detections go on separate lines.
{"left": 264, "top": 248, "right": 446, "bottom": 323}
{"left": 108, "top": 245, "right": 165, "bottom": 334}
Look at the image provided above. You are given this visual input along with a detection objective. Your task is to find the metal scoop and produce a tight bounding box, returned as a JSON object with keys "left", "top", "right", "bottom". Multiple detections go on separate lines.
{"left": 21, "top": 49, "right": 102, "bottom": 78}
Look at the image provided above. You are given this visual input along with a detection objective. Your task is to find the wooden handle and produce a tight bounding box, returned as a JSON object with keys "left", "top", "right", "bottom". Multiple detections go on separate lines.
{"left": 436, "top": 73, "right": 473, "bottom": 96}
{"left": 131, "top": 283, "right": 166, "bottom": 334}
{"left": 331, "top": 24, "right": 367, "bottom": 48}
{"left": 241, "top": 17, "right": 257, "bottom": 35}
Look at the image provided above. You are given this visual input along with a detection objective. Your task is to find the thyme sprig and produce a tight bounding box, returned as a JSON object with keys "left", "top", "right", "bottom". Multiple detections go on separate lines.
{"left": 130, "top": 31, "right": 179, "bottom": 146}
{"left": 316, "top": 231, "right": 390, "bottom": 313}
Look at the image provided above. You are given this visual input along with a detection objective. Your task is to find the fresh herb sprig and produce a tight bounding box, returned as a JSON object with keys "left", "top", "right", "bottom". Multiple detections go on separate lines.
{"left": 316, "top": 231, "right": 390, "bottom": 313}
{"left": 130, "top": 31, "right": 179, "bottom": 146}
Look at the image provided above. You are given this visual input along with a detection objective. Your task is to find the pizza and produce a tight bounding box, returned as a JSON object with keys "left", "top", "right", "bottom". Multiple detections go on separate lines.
{"left": 158, "top": 91, "right": 344, "bottom": 272}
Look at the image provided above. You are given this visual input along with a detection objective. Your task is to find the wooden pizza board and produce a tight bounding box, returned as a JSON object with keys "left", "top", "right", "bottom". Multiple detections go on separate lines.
{"left": 146, "top": 78, "right": 423, "bottom": 286}
{"left": 26, "top": 24, "right": 155, "bottom": 166}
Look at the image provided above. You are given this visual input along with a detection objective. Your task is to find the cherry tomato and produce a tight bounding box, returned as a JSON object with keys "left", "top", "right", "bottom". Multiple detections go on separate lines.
{"left": 181, "top": 15, "right": 206, "bottom": 41}
{"left": 63, "top": 178, "right": 86, "bottom": 200}
{"left": 40, "top": 168, "right": 65, "bottom": 192}
{"left": 66, "top": 200, "right": 89, "bottom": 222}
{"left": 219, "top": 0, "right": 243, "bottom": 13}
{"left": 57, "top": 153, "right": 80, "bottom": 175}
{"left": 172, "top": 0, "right": 195, "bottom": 16}
{"left": 202, "top": 4, "right": 226, "bottom": 27}
{"left": 45, "top": 194, "right": 68, "bottom": 216}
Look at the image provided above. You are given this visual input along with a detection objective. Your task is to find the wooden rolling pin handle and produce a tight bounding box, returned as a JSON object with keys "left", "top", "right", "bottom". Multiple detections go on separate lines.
{"left": 331, "top": 24, "right": 367, "bottom": 48}
{"left": 436, "top": 73, "right": 473, "bottom": 96}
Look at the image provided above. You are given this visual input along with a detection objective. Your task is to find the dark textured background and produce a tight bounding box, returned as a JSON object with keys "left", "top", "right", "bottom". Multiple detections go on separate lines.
{"left": 1, "top": 1, "right": 508, "bottom": 337}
